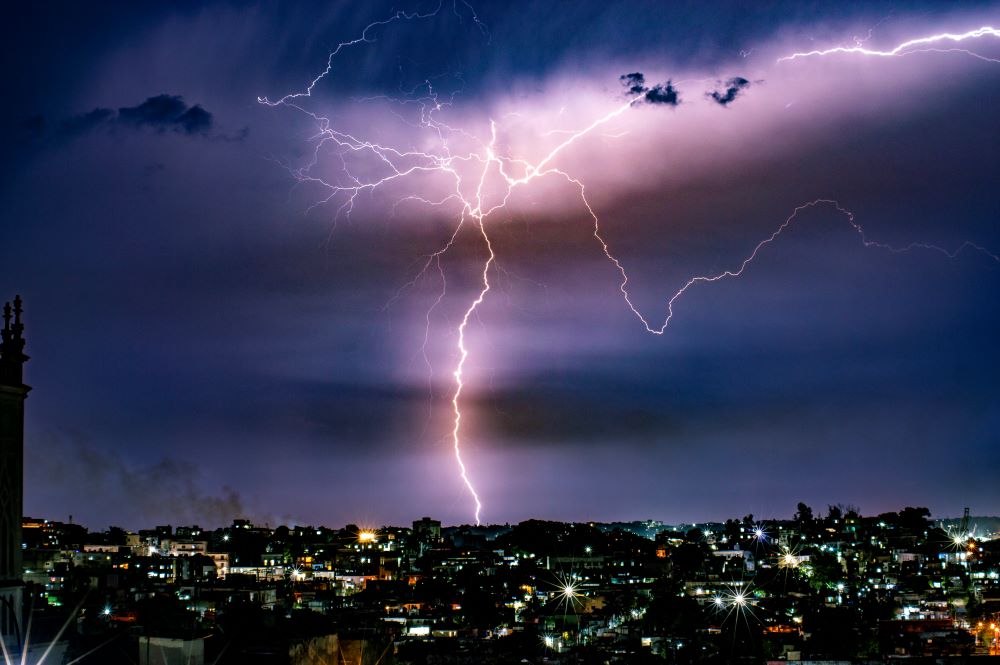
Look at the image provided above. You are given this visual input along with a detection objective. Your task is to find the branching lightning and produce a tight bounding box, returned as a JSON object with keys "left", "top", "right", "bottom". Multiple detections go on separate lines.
{"left": 778, "top": 25, "right": 1000, "bottom": 63}
{"left": 261, "top": 7, "right": 999, "bottom": 525}
{"left": 598, "top": 198, "right": 1000, "bottom": 337}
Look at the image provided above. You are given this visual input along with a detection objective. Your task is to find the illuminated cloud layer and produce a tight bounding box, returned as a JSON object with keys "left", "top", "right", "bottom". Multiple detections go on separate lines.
{"left": 3, "top": 1, "right": 999, "bottom": 527}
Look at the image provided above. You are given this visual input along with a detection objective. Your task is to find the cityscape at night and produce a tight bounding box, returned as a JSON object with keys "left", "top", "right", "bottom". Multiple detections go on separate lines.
{"left": 7, "top": 507, "right": 1000, "bottom": 663}
{"left": 2, "top": 0, "right": 999, "bottom": 662}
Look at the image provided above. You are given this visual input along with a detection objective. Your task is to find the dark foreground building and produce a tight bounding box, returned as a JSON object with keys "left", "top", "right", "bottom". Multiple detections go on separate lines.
{"left": 0, "top": 296, "right": 28, "bottom": 650}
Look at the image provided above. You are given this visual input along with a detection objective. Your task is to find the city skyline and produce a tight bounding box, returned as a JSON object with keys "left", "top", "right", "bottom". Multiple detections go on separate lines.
{"left": 2, "top": 1, "right": 999, "bottom": 529}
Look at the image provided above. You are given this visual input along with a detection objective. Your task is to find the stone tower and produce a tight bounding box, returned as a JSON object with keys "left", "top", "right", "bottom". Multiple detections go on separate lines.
{"left": 0, "top": 295, "right": 28, "bottom": 648}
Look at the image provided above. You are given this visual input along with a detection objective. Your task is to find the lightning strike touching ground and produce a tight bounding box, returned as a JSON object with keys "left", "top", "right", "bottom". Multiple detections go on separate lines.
{"left": 778, "top": 25, "right": 1000, "bottom": 63}
{"left": 451, "top": 217, "right": 493, "bottom": 525}
{"left": 262, "top": 8, "right": 999, "bottom": 525}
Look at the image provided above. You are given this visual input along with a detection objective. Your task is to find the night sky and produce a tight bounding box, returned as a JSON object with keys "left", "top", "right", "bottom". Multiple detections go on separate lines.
{"left": 2, "top": 1, "right": 999, "bottom": 530}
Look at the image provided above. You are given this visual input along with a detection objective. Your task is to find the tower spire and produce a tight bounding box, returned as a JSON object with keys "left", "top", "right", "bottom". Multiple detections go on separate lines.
{"left": 1, "top": 301, "right": 10, "bottom": 338}
{"left": 0, "top": 297, "right": 27, "bottom": 387}
{"left": 11, "top": 296, "right": 21, "bottom": 338}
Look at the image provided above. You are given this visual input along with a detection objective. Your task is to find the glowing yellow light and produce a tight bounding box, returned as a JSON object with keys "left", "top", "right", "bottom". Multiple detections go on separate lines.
{"left": 358, "top": 531, "right": 377, "bottom": 543}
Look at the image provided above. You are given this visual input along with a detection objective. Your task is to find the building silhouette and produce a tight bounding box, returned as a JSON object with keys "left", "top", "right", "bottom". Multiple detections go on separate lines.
{"left": 412, "top": 516, "right": 442, "bottom": 543}
{"left": 0, "top": 296, "right": 28, "bottom": 649}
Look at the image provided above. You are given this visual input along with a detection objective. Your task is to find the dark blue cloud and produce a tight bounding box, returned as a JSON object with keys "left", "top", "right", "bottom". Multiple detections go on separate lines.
{"left": 645, "top": 81, "right": 680, "bottom": 106}
{"left": 116, "top": 94, "right": 213, "bottom": 134}
{"left": 33, "top": 94, "right": 228, "bottom": 141}
{"left": 708, "top": 76, "right": 751, "bottom": 106}
{"left": 619, "top": 72, "right": 646, "bottom": 95}
{"left": 620, "top": 72, "right": 680, "bottom": 106}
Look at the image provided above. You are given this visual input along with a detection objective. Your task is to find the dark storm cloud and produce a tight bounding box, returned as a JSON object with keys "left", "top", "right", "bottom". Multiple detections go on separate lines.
{"left": 471, "top": 330, "right": 999, "bottom": 448}
{"left": 619, "top": 72, "right": 680, "bottom": 106}
{"left": 475, "top": 377, "right": 683, "bottom": 444}
{"left": 619, "top": 72, "right": 646, "bottom": 94}
{"left": 32, "top": 94, "right": 240, "bottom": 141}
{"left": 225, "top": 379, "right": 429, "bottom": 448}
{"left": 644, "top": 81, "right": 680, "bottom": 106}
{"left": 117, "top": 94, "right": 214, "bottom": 134}
{"left": 708, "top": 76, "right": 751, "bottom": 106}
{"left": 29, "top": 433, "right": 246, "bottom": 528}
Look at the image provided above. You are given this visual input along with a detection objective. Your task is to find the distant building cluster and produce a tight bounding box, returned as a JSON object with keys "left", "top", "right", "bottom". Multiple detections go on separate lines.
{"left": 9, "top": 508, "right": 1000, "bottom": 664}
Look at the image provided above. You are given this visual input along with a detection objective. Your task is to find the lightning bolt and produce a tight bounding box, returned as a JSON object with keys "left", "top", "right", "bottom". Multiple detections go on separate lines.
{"left": 596, "top": 198, "right": 1000, "bottom": 336}
{"left": 451, "top": 217, "right": 492, "bottom": 525}
{"left": 262, "top": 9, "right": 999, "bottom": 526}
{"left": 778, "top": 25, "right": 1000, "bottom": 63}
